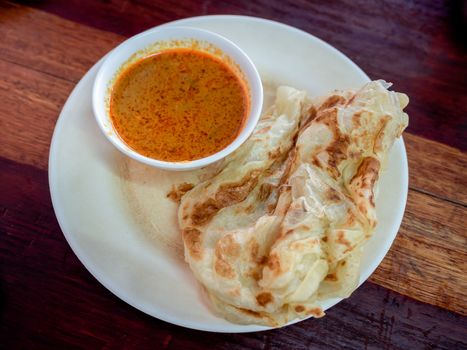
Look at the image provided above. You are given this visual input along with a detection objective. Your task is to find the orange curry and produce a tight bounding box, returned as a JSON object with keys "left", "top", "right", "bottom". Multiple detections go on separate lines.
{"left": 110, "top": 48, "right": 249, "bottom": 162}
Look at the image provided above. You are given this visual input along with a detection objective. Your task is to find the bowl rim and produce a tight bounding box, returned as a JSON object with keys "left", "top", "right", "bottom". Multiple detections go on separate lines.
{"left": 92, "top": 25, "right": 263, "bottom": 171}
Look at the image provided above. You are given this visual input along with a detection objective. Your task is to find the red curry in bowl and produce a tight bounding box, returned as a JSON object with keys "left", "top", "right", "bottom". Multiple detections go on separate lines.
{"left": 109, "top": 48, "right": 249, "bottom": 162}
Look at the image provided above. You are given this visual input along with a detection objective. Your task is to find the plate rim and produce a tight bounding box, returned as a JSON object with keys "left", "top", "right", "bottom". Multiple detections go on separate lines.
{"left": 49, "top": 15, "right": 408, "bottom": 333}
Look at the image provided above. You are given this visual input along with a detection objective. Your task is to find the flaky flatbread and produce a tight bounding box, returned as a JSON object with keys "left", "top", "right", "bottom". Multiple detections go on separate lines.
{"left": 178, "top": 81, "right": 409, "bottom": 326}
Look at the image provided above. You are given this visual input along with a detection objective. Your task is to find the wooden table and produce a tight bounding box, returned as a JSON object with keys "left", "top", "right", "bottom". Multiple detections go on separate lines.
{"left": 1, "top": 0, "right": 466, "bottom": 348}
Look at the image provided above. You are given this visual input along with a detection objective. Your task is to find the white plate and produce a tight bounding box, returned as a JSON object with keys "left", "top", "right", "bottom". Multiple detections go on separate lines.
{"left": 49, "top": 16, "right": 408, "bottom": 333}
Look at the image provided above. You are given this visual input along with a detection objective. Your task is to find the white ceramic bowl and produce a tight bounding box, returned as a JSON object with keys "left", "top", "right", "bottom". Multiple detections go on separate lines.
{"left": 92, "top": 26, "right": 263, "bottom": 171}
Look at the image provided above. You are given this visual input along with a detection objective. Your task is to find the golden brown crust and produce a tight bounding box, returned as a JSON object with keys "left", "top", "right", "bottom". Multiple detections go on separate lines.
{"left": 166, "top": 182, "right": 195, "bottom": 203}
{"left": 345, "top": 209, "right": 357, "bottom": 226}
{"left": 350, "top": 157, "right": 380, "bottom": 207}
{"left": 306, "top": 307, "right": 324, "bottom": 317}
{"left": 216, "top": 171, "right": 262, "bottom": 205}
{"left": 214, "top": 235, "right": 240, "bottom": 279}
{"left": 267, "top": 253, "right": 281, "bottom": 275}
{"left": 190, "top": 171, "right": 261, "bottom": 226}
{"left": 298, "top": 105, "right": 317, "bottom": 135}
{"left": 238, "top": 308, "right": 262, "bottom": 318}
{"left": 214, "top": 258, "right": 236, "bottom": 279}
{"left": 257, "top": 183, "right": 275, "bottom": 202}
{"left": 326, "top": 187, "right": 341, "bottom": 202}
{"left": 256, "top": 292, "right": 274, "bottom": 306}
{"left": 279, "top": 148, "right": 297, "bottom": 186}
{"left": 182, "top": 228, "right": 203, "bottom": 260}
{"left": 190, "top": 198, "right": 219, "bottom": 226}
{"left": 312, "top": 108, "right": 351, "bottom": 178}
{"left": 294, "top": 305, "right": 305, "bottom": 313}
{"left": 352, "top": 110, "right": 363, "bottom": 128}
{"left": 248, "top": 239, "right": 260, "bottom": 261}
{"left": 267, "top": 148, "right": 282, "bottom": 161}
{"left": 218, "top": 235, "right": 241, "bottom": 259}
{"left": 325, "top": 133, "right": 350, "bottom": 178}
{"left": 319, "top": 94, "right": 347, "bottom": 110}
{"left": 256, "top": 125, "right": 272, "bottom": 134}
{"left": 373, "top": 115, "right": 391, "bottom": 153}
{"left": 336, "top": 230, "right": 352, "bottom": 250}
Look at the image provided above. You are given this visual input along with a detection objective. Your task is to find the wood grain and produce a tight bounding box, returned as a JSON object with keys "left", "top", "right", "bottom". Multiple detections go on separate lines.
{"left": 0, "top": 59, "right": 72, "bottom": 169}
{"left": 0, "top": 2, "right": 122, "bottom": 82}
{"left": 405, "top": 133, "right": 467, "bottom": 205}
{"left": 14, "top": 0, "right": 467, "bottom": 151}
{"left": 370, "top": 189, "right": 467, "bottom": 314}
{"left": 1, "top": 157, "right": 465, "bottom": 350}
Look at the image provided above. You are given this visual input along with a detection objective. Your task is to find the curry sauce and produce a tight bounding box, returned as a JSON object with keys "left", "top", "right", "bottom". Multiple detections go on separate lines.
{"left": 110, "top": 48, "right": 249, "bottom": 162}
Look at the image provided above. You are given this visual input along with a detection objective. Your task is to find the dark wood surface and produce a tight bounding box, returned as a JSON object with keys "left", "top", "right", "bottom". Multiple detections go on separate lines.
{"left": 1, "top": 1, "right": 466, "bottom": 349}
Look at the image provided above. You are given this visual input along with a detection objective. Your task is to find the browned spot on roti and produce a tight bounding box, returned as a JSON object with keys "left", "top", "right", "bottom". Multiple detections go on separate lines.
{"left": 267, "top": 253, "right": 281, "bottom": 274}
{"left": 249, "top": 239, "right": 259, "bottom": 261}
{"left": 322, "top": 236, "right": 328, "bottom": 243}
{"left": 315, "top": 108, "right": 350, "bottom": 178}
{"left": 326, "top": 135, "right": 350, "bottom": 179}
{"left": 369, "top": 194, "right": 375, "bottom": 208}
{"left": 215, "top": 171, "right": 261, "bottom": 206}
{"left": 190, "top": 198, "right": 219, "bottom": 226}
{"left": 346, "top": 209, "right": 357, "bottom": 226}
{"left": 350, "top": 157, "right": 380, "bottom": 207}
{"left": 218, "top": 234, "right": 240, "bottom": 259}
{"left": 256, "top": 125, "right": 272, "bottom": 134}
{"left": 294, "top": 305, "right": 305, "bottom": 313}
{"left": 349, "top": 150, "right": 362, "bottom": 159}
{"left": 190, "top": 171, "right": 261, "bottom": 226}
{"left": 267, "top": 148, "right": 282, "bottom": 161}
{"left": 319, "top": 95, "right": 346, "bottom": 110}
{"left": 248, "top": 268, "right": 262, "bottom": 281}
{"left": 352, "top": 110, "right": 364, "bottom": 128}
{"left": 182, "top": 228, "right": 203, "bottom": 260}
{"left": 284, "top": 228, "right": 294, "bottom": 236}
{"left": 167, "top": 182, "right": 194, "bottom": 203}
{"left": 256, "top": 292, "right": 274, "bottom": 306}
{"left": 373, "top": 115, "right": 391, "bottom": 153}
{"left": 214, "top": 235, "right": 240, "bottom": 279}
{"left": 238, "top": 308, "right": 262, "bottom": 318}
{"left": 229, "top": 288, "right": 241, "bottom": 297}
{"left": 336, "top": 230, "right": 352, "bottom": 250}
{"left": 243, "top": 204, "right": 255, "bottom": 214}
{"left": 308, "top": 105, "right": 318, "bottom": 121}
{"left": 298, "top": 105, "right": 318, "bottom": 134}
{"left": 346, "top": 93, "right": 356, "bottom": 106}
{"left": 214, "top": 257, "right": 236, "bottom": 279}
{"left": 307, "top": 307, "right": 324, "bottom": 317}
{"left": 325, "top": 272, "right": 338, "bottom": 281}
{"left": 326, "top": 187, "right": 341, "bottom": 202}
{"left": 311, "top": 156, "right": 322, "bottom": 168}
{"left": 258, "top": 183, "right": 274, "bottom": 202}
{"left": 273, "top": 187, "right": 292, "bottom": 216}
{"left": 314, "top": 108, "right": 334, "bottom": 125}
{"left": 279, "top": 148, "right": 297, "bottom": 186}
{"left": 267, "top": 203, "right": 276, "bottom": 214}
{"left": 358, "top": 203, "right": 368, "bottom": 215}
